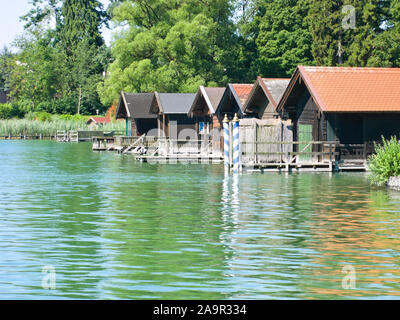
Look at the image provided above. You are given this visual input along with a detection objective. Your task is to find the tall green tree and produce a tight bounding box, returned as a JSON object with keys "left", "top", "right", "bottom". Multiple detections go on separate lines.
{"left": 308, "top": 0, "right": 390, "bottom": 66}
{"left": 0, "top": 47, "right": 13, "bottom": 93}
{"left": 98, "top": 0, "right": 237, "bottom": 106}
{"left": 367, "top": 0, "right": 400, "bottom": 67}
{"left": 255, "top": 0, "right": 314, "bottom": 77}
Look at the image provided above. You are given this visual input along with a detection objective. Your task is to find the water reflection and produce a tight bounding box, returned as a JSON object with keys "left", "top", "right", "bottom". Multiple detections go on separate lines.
{"left": 0, "top": 141, "right": 399, "bottom": 299}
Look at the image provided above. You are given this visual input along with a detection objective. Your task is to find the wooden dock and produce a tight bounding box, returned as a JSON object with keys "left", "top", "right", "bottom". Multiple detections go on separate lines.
{"left": 92, "top": 135, "right": 368, "bottom": 172}
{"left": 239, "top": 141, "right": 368, "bottom": 172}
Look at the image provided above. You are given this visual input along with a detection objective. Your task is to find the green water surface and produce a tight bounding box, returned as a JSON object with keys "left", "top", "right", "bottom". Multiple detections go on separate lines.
{"left": 0, "top": 141, "right": 399, "bottom": 299}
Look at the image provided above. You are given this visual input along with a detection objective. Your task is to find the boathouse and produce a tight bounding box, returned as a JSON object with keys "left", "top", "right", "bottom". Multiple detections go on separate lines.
{"left": 243, "top": 77, "right": 290, "bottom": 119}
{"left": 238, "top": 77, "right": 293, "bottom": 165}
{"left": 150, "top": 92, "right": 196, "bottom": 139}
{"left": 116, "top": 92, "right": 158, "bottom": 136}
{"left": 188, "top": 86, "right": 226, "bottom": 154}
{"left": 276, "top": 66, "right": 400, "bottom": 164}
{"left": 214, "top": 84, "right": 253, "bottom": 122}
{"left": 86, "top": 116, "right": 111, "bottom": 129}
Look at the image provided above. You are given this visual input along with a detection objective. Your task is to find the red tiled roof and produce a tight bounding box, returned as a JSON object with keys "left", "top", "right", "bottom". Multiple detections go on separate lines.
{"left": 232, "top": 84, "right": 253, "bottom": 106}
{"left": 298, "top": 66, "right": 400, "bottom": 112}
{"left": 89, "top": 117, "right": 111, "bottom": 123}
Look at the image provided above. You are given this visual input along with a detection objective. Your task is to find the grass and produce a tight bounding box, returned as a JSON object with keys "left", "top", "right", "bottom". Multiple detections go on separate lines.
{"left": 0, "top": 118, "right": 125, "bottom": 136}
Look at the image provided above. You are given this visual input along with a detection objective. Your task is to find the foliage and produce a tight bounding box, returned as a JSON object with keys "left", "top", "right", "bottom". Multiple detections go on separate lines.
{"left": 369, "top": 136, "right": 400, "bottom": 186}
{"left": 4, "top": 0, "right": 400, "bottom": 113}
{"left": 255, "top": 0, "right": 314, "bottom": 77}
{"left": 0, "top": 103, "right": 13, "bottom": 119}
{"left": 308, "top": 0, "right": 392, "bottom": 66}
{"left": 8, "top": 0, "right": 110, "bottom": 115}
{"left": 98, "top": 0, "right": 237, "bottom": 105}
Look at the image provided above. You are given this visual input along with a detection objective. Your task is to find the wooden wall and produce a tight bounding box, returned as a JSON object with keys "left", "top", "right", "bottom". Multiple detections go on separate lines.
{"left": 240, "top": 118, "right": 293, "bottom": 163}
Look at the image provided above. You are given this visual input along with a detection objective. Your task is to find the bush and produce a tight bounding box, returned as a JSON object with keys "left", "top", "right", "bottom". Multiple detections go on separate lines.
{"left": 0, "top": 103, "right": 13, "bottom": 119}
{"left": 35, "top": 111, "right": 53, "bottom": 122}
{"left": 369, "top": 136, "right": 400, "bottom": 186}
{"left": 35, "top": 101, "right": 54, "bottom": 113}
{"left": 11, "top": 100, "right": 33, "bottom": 117}
{"left": 53, "top": 94, "right": 78, "bottom": 114}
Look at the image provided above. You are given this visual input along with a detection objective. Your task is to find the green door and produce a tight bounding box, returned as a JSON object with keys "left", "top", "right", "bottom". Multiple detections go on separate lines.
{"left": 298, "top": 124, "right": 313, "bottom": 162}
{"left": 126, "top": 118, "right": 132, "bottom": 136}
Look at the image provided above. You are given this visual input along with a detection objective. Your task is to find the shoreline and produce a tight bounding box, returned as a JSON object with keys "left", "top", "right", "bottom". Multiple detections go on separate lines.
{"left": 388, "top": 176, "right": 400, "bottom": 190}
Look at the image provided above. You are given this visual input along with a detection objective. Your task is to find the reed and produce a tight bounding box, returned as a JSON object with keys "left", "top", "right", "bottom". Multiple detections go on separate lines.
{"left": 0, "top": 118, "right": 125, "bottom": 136}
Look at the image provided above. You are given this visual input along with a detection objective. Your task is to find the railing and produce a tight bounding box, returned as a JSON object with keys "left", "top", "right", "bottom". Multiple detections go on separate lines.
{"left": 336, "top": 143, "right": 375, "bottom": 161}
{"left": 92, "top": 136, "right": 116, "bottom": 150}
{"left": 240, "top": 141, "right": 339, "bottom": 165}
{"left": 158, "top": 138, "right": 212, "bottom": 156}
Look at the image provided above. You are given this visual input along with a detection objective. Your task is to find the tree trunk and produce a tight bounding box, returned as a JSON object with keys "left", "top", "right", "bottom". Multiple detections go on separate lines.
{"left": 77, "top": 87, "right": 82, "bottom": 115}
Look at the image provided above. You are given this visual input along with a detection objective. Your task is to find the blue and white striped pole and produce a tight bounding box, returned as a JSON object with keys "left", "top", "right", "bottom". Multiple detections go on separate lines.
{"left": 232, "top": 113, "right": 240, "bottom": 174}
{"left": 223, "top": 114, "right": 230, "bottom": 171}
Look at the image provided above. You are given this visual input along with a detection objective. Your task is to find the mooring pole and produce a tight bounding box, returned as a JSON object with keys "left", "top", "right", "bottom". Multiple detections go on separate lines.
{"left": 223, "top": 114, "right": 230, "bottom": 172}
{"left": 232, "top": 113, "right": 240, "bottom": 174}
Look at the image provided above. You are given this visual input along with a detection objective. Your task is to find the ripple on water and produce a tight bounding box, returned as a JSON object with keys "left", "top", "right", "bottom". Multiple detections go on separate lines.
{"left": 0, "top": 141, "right": 399, "bottom": 299}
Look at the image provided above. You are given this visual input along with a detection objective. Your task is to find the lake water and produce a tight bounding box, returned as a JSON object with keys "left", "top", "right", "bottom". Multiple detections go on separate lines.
{"left": 0, "top": 140, "right": 399, "bottom": 299}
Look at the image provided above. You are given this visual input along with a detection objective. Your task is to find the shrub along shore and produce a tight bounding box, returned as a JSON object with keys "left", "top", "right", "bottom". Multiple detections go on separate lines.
{"left": 0, "top": 112, "right": 124, "bottom": 137}
{"left": 369, "top": 137, "right": 400, "bottom": 188}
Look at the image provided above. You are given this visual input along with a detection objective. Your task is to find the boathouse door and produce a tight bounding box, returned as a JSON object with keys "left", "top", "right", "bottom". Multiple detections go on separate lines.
{"left": 126, "top": 118, "right": 132, "bottom": 136}
{"left": 298, "top": 124, "right": 312, "bottom": 162}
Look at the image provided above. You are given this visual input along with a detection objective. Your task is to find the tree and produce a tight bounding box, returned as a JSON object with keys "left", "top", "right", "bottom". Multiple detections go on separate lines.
{"left": 98, "top": 0, "right": 237, "bottom": 106}
{"left": 367, "top": 0, "right": 400, "bottom": 67}
{"left": 308, "top": 0, "right": 390, "bottom": 66}
{"left": 0, "top": 46, "right": 13, "bottom": 93}
{"left": 255, "top": 0, "right": 314, "bottom": 77}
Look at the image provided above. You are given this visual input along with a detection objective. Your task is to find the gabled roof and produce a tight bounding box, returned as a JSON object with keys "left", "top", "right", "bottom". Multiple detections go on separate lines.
{"left": 215, "top": 84, "right": 253, "bottom": 117}
{"left": 231, "top": 84, "right": 253, "bottom": 107}
{"left": 116, "top": 92, "right": 157, "bottom": 119}
{"left": 86, "top": 116, "right": 111, "bottom": 124}
{"left": 243, "top": 77, "right": 290, "bottom": 113}
{"left": 188, "top": 86, "right": 225, "bottom": 116}
{"left": 277, "top": 66, "right": 400, "bottom": 113}
{"left": 151, "top": 93, "right": 196, "bottom": 114}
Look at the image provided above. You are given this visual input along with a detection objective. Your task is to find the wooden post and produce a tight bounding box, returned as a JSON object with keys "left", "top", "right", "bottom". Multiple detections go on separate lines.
{"left": 255, "top": 123, "right": 258, "bottom": 164}
{"left": 285, "top": 150, "right": 289, "bottom": 172}
{"left": 252, "top": 123, "right": 256, "bottom": 164}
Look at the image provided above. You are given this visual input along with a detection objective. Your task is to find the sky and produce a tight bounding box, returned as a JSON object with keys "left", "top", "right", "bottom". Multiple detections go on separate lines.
{"left": 0, "top": 0, "right": 112, "bottom": 51}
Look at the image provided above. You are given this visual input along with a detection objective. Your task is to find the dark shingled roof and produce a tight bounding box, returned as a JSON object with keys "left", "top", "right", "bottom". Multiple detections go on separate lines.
{"left": 202, "top": 87, "right": 225, "bottom": 114}
{"left": 156, "top": 93, "right": 196, "bottom": 114}
{"left": 117, "top": 92, "right": 157, "bottom": 119}
{"left": 243, "top": 77, "right": 290, "bottom": 114}
{"left": 188, "top": 86, "right": 225, "bottom": 116}
{"left": 262, "top": 78, "right": 291, "bottom": 106}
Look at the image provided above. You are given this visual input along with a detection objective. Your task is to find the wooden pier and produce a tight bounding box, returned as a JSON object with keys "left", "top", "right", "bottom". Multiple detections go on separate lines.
{"left": 92, "top": 135, "right": 223, "bottom": 162}
{"left": 57, "top": 130, "right": 108, "bottom": 143}
{"left": 239, "top": 141, "right": 368, "bottom": 172}
{"left": 0, "top": 134, "right": 56, "bottom": 140}
{"left": 92, "top": 134, "right": 370, "bottom": 171}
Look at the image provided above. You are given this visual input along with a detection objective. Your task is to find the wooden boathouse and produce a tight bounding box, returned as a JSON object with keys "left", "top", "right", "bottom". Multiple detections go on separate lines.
{"left": 116, "top": 92, "right": 158, "bottom": 136}
{"left": 150, "top": 92, "right": 197, "bottom": 139}
{"left": 215, "top": 84, "right": 253, "bottom": 122}
{"left": 188, "top": 86, "right": 226, "bottom": 155}
{"left": 239, "top": 77, "right": 294, "bottom": 167}
{"left": 243, "top": 77, "right": 290, "bottom": 120}
{"left": 276, "top": 66, "right": 400, "bottom": 170}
